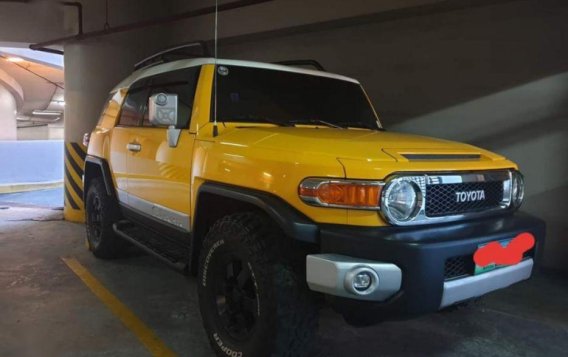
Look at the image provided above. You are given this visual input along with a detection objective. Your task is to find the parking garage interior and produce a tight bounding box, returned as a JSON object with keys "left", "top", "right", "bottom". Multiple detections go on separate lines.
{"left": 0, "top": 0, "right": 567, "bottom": 356}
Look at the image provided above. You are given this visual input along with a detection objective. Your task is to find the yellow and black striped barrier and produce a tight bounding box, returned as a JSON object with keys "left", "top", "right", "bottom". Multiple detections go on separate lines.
{"left": 64, "top": 142, "right": 87, "bottom": 222}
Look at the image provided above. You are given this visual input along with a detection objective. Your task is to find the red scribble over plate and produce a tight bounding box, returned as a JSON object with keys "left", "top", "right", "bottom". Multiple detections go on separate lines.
{"left": 474, "top": 232, "right": 535, "bottom": 273}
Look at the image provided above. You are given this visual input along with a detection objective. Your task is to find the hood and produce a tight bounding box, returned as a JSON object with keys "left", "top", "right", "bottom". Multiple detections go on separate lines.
{"left": 217, "top": 127, "right": 505, "bottom": 162}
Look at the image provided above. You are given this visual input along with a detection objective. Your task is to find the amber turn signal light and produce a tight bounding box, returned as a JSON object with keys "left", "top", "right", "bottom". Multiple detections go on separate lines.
{"left": 299, "top": 179, "right": 383, "bottom": 209}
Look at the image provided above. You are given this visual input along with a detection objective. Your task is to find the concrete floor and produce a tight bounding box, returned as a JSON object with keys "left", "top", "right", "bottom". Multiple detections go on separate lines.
{"left": 0, "top": 204, "right": 567, "bottom": 357}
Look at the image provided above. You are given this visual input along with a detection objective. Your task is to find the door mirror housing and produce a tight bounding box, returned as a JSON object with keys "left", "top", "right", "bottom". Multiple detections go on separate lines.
{"left": 149, "top": 93, "right": 179, "bottom": 127}
{"left": 149, "top": 93, "right": 183, "bottom": 148}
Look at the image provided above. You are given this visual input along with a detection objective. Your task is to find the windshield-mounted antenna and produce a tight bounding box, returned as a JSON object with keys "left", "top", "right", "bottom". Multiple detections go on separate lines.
{"left": 212, "top": 0, "right": 219, "bottom": 137}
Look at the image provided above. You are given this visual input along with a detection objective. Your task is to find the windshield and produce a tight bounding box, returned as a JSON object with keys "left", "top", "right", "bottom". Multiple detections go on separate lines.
{"left": 213, "top": 65, "right": 382, "bottom": 130}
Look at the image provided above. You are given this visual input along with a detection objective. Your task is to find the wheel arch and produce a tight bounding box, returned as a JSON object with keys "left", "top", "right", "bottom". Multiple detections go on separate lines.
{"left": 190, "top": 182, "right": 319, "bottom": 273}
{"left": 84, "top": 155, "right": 115, "bottom": 203}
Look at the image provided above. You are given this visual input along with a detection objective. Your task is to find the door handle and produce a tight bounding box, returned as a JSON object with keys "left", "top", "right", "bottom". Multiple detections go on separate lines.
{"left": 127, "top": 143, "right": 141, "bottom": 152}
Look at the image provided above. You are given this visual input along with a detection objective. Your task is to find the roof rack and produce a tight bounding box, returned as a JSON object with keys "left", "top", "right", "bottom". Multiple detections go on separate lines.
{"left": 273, "top": 59, "right": 325, "bottom": 71}
{"left": 134, "top": 41, "right": 211, "bottom": 71}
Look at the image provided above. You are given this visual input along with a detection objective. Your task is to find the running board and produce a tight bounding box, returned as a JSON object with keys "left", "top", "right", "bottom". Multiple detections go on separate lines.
{"left": 113, "top": 221, "right": 189, "bottom": 273}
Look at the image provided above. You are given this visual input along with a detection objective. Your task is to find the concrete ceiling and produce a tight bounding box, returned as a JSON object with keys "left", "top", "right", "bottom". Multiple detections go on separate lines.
{"left": 0, "top": 53, "right": 63, "bottom": 115}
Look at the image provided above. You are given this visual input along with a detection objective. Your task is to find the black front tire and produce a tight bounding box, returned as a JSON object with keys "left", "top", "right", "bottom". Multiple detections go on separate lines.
{"left": 198, "top": 212, "right": 318, "bottom": 357}
{"left": 85, "top": 178, "right": 126, "bottom": 259}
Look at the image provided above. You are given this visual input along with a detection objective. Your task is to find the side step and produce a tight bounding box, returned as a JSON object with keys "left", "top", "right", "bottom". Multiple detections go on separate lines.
{"left": 113, "top": 220, "right": 189, "bottom": 272}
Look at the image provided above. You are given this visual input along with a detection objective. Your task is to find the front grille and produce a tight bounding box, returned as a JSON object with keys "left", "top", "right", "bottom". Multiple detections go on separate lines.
{"left": 444, "top": 255, "right": 474, "bottom": 280}
{"left": 426, "top": 181, "right": 504, "bottom": 217}
{"left": 382, "top": 171, "right": 511, "bottom": 226}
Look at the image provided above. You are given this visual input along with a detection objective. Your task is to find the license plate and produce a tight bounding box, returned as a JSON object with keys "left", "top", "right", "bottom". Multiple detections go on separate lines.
{"left": 474, "top": 238, "right": 512, "bottom": 275}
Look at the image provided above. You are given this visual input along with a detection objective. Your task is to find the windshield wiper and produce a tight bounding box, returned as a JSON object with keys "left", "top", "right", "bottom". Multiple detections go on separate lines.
{"left": 290, "top": 119, "right": 345, "bottom": 129}
{"left": 219, "top": 115, "right": 293, "bottom": 127}
{"left": 260, "top": 117, "right": 294, "bottom": 127}
{"left": 336, "top": 121, "right": 384, "bottom": 131}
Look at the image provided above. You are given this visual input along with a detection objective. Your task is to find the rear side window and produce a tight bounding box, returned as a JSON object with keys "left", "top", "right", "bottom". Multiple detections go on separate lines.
{"left": 97, "top": 93, "right": 114, "bottom": 125}
{"left": 118, "top": 85, "right": 148, "bottom": 127}
{"left": 98, "top": 92, "right": 122, "bottom": 128}
{"left": 142, "top": 67, "right": 200, "bottom": 128}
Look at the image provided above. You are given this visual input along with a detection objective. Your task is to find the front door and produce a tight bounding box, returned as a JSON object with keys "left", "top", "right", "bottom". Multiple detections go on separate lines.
{"left": 126, "top": 127, "right": 194, "bottom": 231}
{"left": 124, "top": 67, "right": 201, "bottom": 232}
{"left": 109, "top": 81, "right": 149, "bottom": 204}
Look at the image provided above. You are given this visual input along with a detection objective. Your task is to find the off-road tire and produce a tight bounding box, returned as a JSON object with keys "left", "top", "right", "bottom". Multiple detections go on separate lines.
{"left": 198, "top": 212, "right": 318, "bottom": 357}
{"left": 85, "top": 178, "right": 126, "bottom": 259}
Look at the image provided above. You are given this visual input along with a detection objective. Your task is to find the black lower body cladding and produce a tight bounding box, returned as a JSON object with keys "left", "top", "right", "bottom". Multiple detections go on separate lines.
{"left": 319, "top": 212, "right": 545, "bottom": 324}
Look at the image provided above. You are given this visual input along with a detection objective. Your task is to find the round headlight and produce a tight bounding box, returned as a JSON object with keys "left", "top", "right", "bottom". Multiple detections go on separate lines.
{"left": 512, "top": 171, "right": 525, "bottom": 208}
{"left": 381, "top": 180, "right": 421, "bottom": 222}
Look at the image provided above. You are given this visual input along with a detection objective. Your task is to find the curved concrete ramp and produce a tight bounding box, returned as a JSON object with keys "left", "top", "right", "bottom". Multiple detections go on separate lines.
{"left": 0, "top": 67, "right": 24, "bottom": 109}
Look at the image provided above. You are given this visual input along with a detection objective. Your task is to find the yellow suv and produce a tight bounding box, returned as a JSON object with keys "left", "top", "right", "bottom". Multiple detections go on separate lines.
{"left": 84, "top": 44, "right": 545, "bottom": 357}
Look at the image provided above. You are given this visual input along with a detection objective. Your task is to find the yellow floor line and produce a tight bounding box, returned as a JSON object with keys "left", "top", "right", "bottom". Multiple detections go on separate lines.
{"left": 61, "top": 257, "right": 177, "bottom": 357}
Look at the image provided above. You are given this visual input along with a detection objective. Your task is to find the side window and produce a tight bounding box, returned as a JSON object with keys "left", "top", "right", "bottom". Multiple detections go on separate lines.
{"left": 142, "top": 67, "right": 200, "bottom": 128}
{"left": 118, "top": 81, "right": 148, "bottom": 127}
{"left": 98, "top": 92, "right": 122, "bottom": 128}
{"left": 97, "top": 93, "right": 114, "bottom": 125}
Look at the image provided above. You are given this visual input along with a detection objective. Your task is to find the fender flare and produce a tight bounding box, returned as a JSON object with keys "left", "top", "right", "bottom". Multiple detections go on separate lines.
{"left": 196, "top": 182, "right": 319, "bottom": 244}
{"left": 84, "top": 155, "right": 115, "bottom": 200}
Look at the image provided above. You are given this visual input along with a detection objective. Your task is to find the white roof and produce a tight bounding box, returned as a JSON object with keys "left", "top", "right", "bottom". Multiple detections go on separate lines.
{"left": 112, "top": 58, "right": 359, "bottom": 92}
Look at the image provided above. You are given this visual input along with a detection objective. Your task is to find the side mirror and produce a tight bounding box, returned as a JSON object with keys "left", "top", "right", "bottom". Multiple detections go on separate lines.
{"left": 149, "top": 93, "right": 182, "bottom": 148}
{"left": 149, "top": 93, "right": 178, "bottom": 127}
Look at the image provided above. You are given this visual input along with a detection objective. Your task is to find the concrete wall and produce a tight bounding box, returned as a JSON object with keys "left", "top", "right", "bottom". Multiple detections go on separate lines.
{"left": 217, "top": 0, "right": 568, "bottom": 271}
{"left": 168, "top": 0, "right": 444, "bottom": 44}
{"left": 0, "top": 0, "right": 67, "bottom": 43}
{"left": 0, "top": 140, "right": 63, "bottom": 184}
{"left": 17, "top": 124, "right": 64, "bottom": 140}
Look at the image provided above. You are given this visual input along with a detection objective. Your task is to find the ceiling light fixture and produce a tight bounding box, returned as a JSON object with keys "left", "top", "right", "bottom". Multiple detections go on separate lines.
{"left": 6, "top": 56, "right": 24, "bottom": 63}
{"left": 32, "top": 110, "right": 63, "bottom": 116}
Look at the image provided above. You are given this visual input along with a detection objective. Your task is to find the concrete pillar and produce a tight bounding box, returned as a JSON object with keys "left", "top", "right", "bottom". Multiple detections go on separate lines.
{"left": 0, "top": 68, "right": 23, "bottom": 141}
{"left": 0, "top": 84, "right": 17, "bottom": 140}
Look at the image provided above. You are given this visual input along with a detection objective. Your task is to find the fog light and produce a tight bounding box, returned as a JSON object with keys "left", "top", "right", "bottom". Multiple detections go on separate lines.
{"left": 353, "top": 272, "right": 372, "bottom": 291}
{"left": 345, "top": 267, "right": 379, "bottom": 296}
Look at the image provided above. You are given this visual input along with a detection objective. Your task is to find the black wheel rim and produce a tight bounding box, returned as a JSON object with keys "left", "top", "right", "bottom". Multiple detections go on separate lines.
{"left": 88, "top": 195, "right": 103, "bottom": 245}
{"left": 213, "top": 255, "right": 259, "bottom": 341}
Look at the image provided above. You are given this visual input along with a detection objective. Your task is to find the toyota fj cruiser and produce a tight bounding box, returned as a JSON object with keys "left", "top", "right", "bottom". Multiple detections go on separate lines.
{"left": 83, "top": 44, "right": 545, "bottom": 357}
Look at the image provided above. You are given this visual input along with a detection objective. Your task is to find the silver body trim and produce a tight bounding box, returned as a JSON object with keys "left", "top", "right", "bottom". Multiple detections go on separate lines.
{"left": 126, "top": 143, "right": 142, "bottom": 152}
{"left": 381, "top": 170, "right": 513, "bottom": 226}
{"left": 440, "top": 258, "right": 533, "bottom": 309}
{"left": 116, "top": 188, "right": 128, "bottom": 204}
{"left": 306, "top": 254, "right": 402, "bottom": 301}
{"left": 116, "top": 189, "right": 190, "bottom": 231}
{"left": 126, "top": 143, "right": 141, "bottom": 152}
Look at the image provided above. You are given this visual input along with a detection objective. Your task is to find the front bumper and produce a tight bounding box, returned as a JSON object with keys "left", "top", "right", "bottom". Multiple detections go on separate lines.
{"left": 440, "top": 258, "right": 533, "bottom": 307}
{"left": 307, "top": 212, "right": 545, "bottom": 322}
{"left": 306, "top": 254, "right": 402, "bottom": 301}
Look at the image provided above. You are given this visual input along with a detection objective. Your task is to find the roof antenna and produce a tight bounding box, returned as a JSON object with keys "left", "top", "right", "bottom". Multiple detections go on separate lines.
{"left": 212, "top": 0, "right": 219, "bottom": 138}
